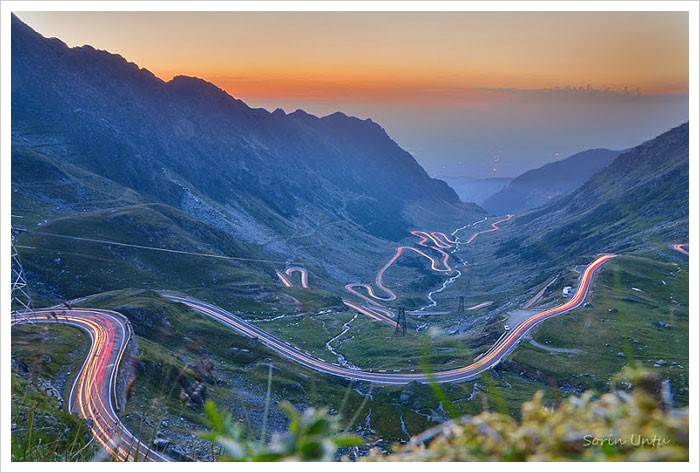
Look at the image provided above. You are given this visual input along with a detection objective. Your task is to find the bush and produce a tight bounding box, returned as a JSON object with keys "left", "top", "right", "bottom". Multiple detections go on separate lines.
{"left": 365, "top": 367, "right": 688, "bottom": 461}
{"left": 200, "top": 400, "right": 362, "bottom": 461}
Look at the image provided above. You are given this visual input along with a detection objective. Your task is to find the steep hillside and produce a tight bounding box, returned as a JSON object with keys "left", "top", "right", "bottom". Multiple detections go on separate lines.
{"left": 482, "top": 148, "right": 621, "bottom": 214}
{"left": 497, "top": 123, "right": 688, "bottom": 262}
{"left": 11, "top": 15, "right": 481, "bottom": 243}
{"left": 11, "top": 14, "right": 485, "bottom": 303}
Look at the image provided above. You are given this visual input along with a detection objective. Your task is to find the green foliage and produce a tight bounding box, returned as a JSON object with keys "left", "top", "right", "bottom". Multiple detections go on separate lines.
{"left": 11, "top": 375, "right": 97, "bottom": 462}
{"left": 200, "top": 400, "right": 361, "bottom": 461}
{"left": 366, "top": 367, "right": 688, "bottom": 461}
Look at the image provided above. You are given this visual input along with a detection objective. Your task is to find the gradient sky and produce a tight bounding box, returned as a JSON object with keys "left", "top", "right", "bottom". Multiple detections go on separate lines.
{"left": 15, "top": 11, "right": 689, "bottom": 177}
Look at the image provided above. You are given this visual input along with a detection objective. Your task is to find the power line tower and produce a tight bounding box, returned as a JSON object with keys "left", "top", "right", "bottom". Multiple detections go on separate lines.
{"left": 457, "top": 296, "right": 465, "bottom": 314}
{"left": 11, "top": 219, "right": 33, "bottom": 316}
{"left": 395, "top": 306, "right": 406, "bottom": 335}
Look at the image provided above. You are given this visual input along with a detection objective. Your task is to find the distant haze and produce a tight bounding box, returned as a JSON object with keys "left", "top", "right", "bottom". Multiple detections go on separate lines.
{"left": 15, "top": 11, "right": 689, "bottom": 178}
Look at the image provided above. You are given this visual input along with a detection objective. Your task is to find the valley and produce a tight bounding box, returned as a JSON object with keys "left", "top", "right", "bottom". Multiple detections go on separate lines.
{"left": 8, "top": 13, "right": 690, "bottom": 464}
{"left": 12, "top": 202, "right": 689, "bottom": 459}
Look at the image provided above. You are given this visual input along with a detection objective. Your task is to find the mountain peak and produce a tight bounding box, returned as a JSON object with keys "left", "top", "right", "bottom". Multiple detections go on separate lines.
{"left": 289, "top": 108, "right": 319, "bottom": 121}
{"left": 323, "top": 111, "right": 349, "bottom": 120}
{"left": 12, "top": 13, "right": 478, "bottom": 241}
{"left": 167, "top": 75, "right": 238, "bottom": 101}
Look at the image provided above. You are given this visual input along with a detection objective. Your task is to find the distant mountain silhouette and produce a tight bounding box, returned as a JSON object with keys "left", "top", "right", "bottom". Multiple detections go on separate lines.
{"left": 438, "top": 176, "right": 512, "bottom": 206}
{"left": 497, "top": 123, "right": 689, "bottom": 262}
{"left": 482, "top": 148, "right": 622, "bottom": 215}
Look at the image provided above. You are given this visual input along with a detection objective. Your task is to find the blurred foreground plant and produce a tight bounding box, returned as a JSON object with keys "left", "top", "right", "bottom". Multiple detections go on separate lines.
{"left": 366, "top": 367, "right": 688, "bottom": 462}
{"left": 200, "top": 400, "right": 362, "bottom": 461}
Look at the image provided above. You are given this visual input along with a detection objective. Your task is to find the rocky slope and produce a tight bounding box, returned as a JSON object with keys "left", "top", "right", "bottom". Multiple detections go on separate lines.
{"left": 11, "top": 14, "right": 484, "bottom": 301}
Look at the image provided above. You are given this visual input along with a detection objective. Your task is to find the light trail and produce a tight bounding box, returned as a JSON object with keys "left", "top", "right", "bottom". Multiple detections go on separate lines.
{"left": 164, "top": 254, "right": 615, "bottom": 384}
{"left": 275, "top": 270, "right": 293, "bottom": 287}
{"left": 466, "top": 301, "right": 493, "bottom": 311}
{"left": 285, "top": 267, "right": 309, "bottom": 288}
{"left": 345, "top": 215, "right": 514, "bottom": 321}
{"left": 342, "top": 300, "right": 395, "bottom": 325}
{"left": 463, "top": 214, "right": 514, "bottom": 244}
{"left": 672, "top": 243, "right": 689, "bottom": 256}
{"left": 11, "top": 310, "right": 171, "bottom": 462}
{"left": 345, "top": 245, "right": 452, "bottom": 308}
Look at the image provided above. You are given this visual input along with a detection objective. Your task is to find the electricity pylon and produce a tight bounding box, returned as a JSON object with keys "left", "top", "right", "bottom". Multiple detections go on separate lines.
{"left": 11, "top": 219, "right": 33, "bottom": 316}
{"left": 395, "top": 306, "right": 406, "bottom": 335}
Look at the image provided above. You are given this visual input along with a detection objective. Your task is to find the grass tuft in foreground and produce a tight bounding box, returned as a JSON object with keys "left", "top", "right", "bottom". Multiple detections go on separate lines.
{"left": 365, "top": 367, "right": 688, "bottom": 461}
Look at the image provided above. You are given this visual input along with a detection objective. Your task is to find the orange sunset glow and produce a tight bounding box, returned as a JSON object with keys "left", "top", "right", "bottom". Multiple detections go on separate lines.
{"left": 15, "top": 11, "right": 689, "bottom": 100}
{"left": 13, "top": 10, "right": 690, "bottom": 177}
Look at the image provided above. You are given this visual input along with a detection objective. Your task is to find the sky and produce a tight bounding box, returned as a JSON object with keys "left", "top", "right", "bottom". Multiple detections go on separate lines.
{"left": 14, "top": 11, "right": 689, "bottom": 178}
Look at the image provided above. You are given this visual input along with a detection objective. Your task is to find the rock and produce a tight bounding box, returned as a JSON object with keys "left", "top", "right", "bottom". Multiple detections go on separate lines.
{"left": 153, "top": 438, "right": 170, "bottom": 449}
{"left": 653, "top": 359, "right": 667, "bottom": 367}
{"left": 399, "top": 391, "right": 413, "bottom": 405}
{"left": 399, "top": 380, "right": 422, "bottom": 406}
{"left": 617, "top": 352, "right": 625, "bottom": 358}
{"left": 167, "top": 446, "right": 192, "bottom": 461}
{"left": 654, "top": 321, "right": 670, "bottom": 328}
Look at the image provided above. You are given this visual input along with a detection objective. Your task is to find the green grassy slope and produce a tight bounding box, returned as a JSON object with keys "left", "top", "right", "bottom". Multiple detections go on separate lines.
{"left": 506, "top": 252, "right": 689, "bottom": 405}
{"left": 11, "top": 143, "right": 146, "bottom": 227}
{"left": 15, "top": 203, "right": 285, "bottom": 307}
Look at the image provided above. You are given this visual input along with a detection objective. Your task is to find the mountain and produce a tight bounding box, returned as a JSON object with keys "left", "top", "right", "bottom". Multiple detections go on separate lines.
{"left": 438, "top": 176, "right": 512, "bottom": 205}
{"left": 10, "top": 15, "right": 484, "bottom": 301}
{"left": 497, "top": 123, "right": 689, "bottom": 262}
{"left": 481, "top": 148, "right": 622, "bottom": 215}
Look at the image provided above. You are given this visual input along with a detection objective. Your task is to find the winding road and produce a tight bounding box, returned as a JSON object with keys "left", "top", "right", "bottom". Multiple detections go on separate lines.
{"left": 11, "top": 250, "right": 615, "bottom": 463}
{"left": 343, "top": 215, "right": 514, "bottom": 323}
{"left": 11, "top": 310, "right": 171, "bottom": 462}
{"left": 11, "top": 212, "right": 618, "bottom": 461}
{"left": 463, "top": 214, "right": 514, "bottom": 244}
{"left": 162, "top": 253, "right": 615, "bottom": 384}
{"left": 283, "top": 266, "right": 310, "bottom": 288}
{"left": 344, "top": 241, "right": 452, "bottom": 306}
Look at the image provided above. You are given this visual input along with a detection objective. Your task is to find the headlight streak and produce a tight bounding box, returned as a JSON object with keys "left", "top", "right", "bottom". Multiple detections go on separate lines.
{"left": 11, "top": 310, "right": 171, "bottom": 462}
{"left": 344, "top": 215, "right": 514, "bottom": 324}
{"left": 164, "top": 254, "right": 615, "bottom": 385}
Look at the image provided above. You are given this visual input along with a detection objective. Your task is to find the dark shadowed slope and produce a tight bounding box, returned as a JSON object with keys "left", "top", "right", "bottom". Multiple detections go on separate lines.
{"left": 482, "top": 148, "right": 622, "bottom": 215}
{"left": 11, "top": 14, "right": 482, "bottom": 244}
{"left": 11, "top": 14, "right": 486, "bottom": 304}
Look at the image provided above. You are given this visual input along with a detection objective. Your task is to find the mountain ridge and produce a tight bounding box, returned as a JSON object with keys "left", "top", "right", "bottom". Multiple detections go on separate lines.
{"left": 482, "top": 148, "right": 622, "bottom": 214}
{"left": 11, "top": 14, "right": 479, "bottom": 234}
{"left": 11, "top": 14, "right": 484, "bottom": 301}
{"left": 497, "top": 123, "right": 689, "bottom": 262}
